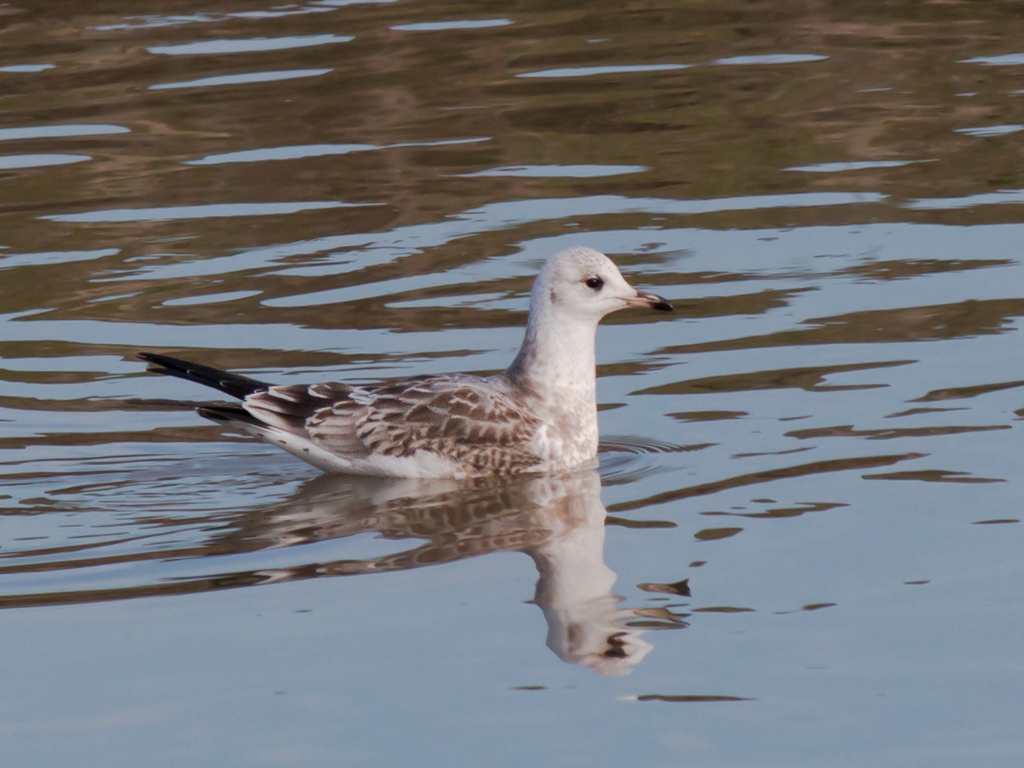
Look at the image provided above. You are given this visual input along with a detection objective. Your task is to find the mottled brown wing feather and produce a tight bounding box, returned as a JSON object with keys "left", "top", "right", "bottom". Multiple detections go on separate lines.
{"left": 318, "top": 376, "right": 543, "bottom": 473}
{"left": 242, "top": 376, "right": 543, "bottom": 473}
{"left": 243, "top": 381, "right": 369, "bottom": 457}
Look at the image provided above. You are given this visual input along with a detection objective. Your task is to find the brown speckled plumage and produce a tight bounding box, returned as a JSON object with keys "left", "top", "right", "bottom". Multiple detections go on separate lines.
{"left": 219, "top": 373, "right": 546, "bottom": 475}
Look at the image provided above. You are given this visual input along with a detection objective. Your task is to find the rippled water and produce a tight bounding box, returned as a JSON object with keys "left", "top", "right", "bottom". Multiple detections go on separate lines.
{"left": 3, "top": 1, "right": 1023, "bottom": 766}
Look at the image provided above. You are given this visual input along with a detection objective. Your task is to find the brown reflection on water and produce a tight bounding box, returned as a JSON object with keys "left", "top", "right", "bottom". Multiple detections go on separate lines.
{"left": 665, "top": 298, "right": 1024, "bottom": 357}
{"left": 608, "top": 452, "right": 924, "bottom": 513}
{"left": 702, "top": 500, "right": 847, "bottom": 520}
{"left": 913, "top": 379, "right": 1024, "bottom": 402}
{"left": 4, "top": 0, "right": 1024, "bottom": 261}
{"left": 642, "top": 359, "right": 912, "bottom": 396}
{"left": 785, "top": 424, "right": 1010, "bottom": 441}
{"left": 863, "top": 469, "right": 1005, "bottom": 484}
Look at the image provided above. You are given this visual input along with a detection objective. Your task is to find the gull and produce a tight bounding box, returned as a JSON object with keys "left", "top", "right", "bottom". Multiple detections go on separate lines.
{"left": 140, "top": 246, "right": 672, "bottom": 477}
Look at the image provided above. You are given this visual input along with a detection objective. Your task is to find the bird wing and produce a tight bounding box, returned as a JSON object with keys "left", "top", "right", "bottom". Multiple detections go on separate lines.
{"left": 242, "top": 375, "right": 543, "bottom": 473}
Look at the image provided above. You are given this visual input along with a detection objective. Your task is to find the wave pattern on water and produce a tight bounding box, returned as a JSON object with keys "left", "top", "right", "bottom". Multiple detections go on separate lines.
{"left": 2, "top": 1, "right": 1023, "bottom": 763}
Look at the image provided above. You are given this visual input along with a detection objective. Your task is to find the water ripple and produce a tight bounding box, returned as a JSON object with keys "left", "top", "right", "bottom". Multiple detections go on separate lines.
{"left": 150, "top": 68, "right": 332, "bottom": 90}
{"left": 519, "top": 63, "right": 690, "bottom": 78}
{"left": 41, "top": 201, "right": 373, "bottom": 223}
{"left": 148, "top": 34, "right": 352, "bottom": 55}
{"left": 187, "top": 137, "right": 488, "bottom": 165}
{"left": 0, "top": 124, "right": 129, "bottom": 141}
{"left": 392, "top": 19, "right": 513, "bottom": 32}
{"left": 0, "top": 154, "right": 91, "bottom": 170}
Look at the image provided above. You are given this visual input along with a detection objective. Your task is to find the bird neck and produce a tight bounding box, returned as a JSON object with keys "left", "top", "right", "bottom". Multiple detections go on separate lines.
{"left": 505, "top": 307, "right": 598, "bottom": 403}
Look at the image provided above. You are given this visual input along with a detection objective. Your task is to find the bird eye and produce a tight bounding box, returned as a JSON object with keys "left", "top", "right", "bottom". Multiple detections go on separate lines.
{"left": 585, "top": 276, "right": 604, "bottom": 291}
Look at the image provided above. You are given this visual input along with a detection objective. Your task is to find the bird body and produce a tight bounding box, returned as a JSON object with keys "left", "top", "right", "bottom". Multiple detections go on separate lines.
{"left": 141, "top": 247, "right": 671, "bottom": 477}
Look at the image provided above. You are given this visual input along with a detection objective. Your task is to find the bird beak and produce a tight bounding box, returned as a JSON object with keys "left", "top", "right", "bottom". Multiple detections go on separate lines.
{"left": 626, "top": 289, "right": 673, "bottom": 312}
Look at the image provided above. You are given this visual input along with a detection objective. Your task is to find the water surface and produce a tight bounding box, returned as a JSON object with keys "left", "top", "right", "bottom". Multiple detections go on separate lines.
{"left": 2, "top": 1, "right": 1023, "bottom": 766}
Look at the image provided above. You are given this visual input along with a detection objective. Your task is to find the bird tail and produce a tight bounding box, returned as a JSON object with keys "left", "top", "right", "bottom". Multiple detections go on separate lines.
{"left": 194, "top": 402, "right": 264, "bottom": 427}
{"left": 138, "top": 352, "right": 269, "bottom": 400}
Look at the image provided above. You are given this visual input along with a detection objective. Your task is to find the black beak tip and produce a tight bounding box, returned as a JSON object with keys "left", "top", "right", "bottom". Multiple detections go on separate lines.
{"left": 635, "top": 290, "right": 673, "bottom": 312}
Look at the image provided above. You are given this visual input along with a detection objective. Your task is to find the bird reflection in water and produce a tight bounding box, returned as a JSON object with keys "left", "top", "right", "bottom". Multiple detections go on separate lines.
{"left": 225, "top": 469, "right": 687, "bottom": 675}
